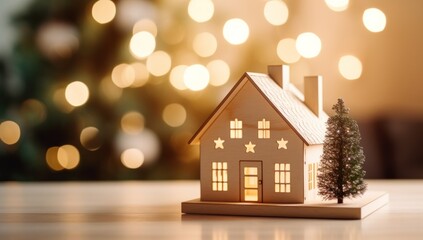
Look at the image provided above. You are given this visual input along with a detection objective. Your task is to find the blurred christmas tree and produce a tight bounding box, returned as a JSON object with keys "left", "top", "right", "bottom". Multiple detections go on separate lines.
{"left": 0, "top": 0, "right": 207, "bottom": 180}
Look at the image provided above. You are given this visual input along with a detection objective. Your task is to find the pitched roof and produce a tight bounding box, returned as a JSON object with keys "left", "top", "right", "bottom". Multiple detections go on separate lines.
{"left": 189, "top": 72, "right": 327, "bottom": 146}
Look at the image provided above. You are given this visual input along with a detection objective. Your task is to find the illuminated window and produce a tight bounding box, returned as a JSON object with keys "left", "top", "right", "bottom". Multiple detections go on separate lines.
{"left": 258, "top": 118, "right": 270, "bottom": 139}
{"left": 308, "top": 163, "right": 318, "bottom": 190}
{"left": 230, "top": 118, "right": 242, "bottom": 139}
{"left": 275, "top": 163, "right": 291, "bottom": 193}
{"left": 212, "top": 162, "right": 228, "bottom": 191}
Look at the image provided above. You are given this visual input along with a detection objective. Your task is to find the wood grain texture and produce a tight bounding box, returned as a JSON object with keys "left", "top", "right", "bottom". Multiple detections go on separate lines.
{"left": 182, "top": 191, "right": 389, "bottom": 219}
{"left": 0, "top": 180, "right": 422, "bottom": 239}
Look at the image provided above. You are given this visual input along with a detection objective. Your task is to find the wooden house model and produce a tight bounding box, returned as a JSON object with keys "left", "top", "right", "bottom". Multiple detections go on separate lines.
{"left": 189, "top": 65, "right": 328, "bottom": 204}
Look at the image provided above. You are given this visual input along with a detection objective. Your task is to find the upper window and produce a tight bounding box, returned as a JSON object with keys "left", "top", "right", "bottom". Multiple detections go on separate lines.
{"left": 230, "top": 118, "right": 242, "bottom": 139}
{"left": 258, "top": 119, "right": 270, "bottom": 139}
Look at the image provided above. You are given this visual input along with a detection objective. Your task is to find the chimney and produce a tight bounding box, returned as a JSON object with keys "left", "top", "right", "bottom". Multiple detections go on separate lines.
{"left": 268, "top": 65, "right": 289, "bottom": 89}
{"left": 304, "top": 76, "right": 323, "bottom": 118}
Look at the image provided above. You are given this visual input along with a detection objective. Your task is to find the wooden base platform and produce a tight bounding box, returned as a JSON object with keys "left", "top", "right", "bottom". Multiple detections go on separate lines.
{"left": 181, "top": 191, "right": 389, "bottom": 219}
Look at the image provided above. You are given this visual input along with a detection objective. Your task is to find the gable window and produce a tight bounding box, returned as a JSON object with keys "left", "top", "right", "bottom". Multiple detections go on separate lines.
{"left": 258, "top": 119, "right": 270, "bottom": 139}
{"left": 274, "top": 163, "right": 291, "bottom": 193}
{"left": 212, "top": 162, "right": 228, "bottom": 191}
{"left": 308, "top": 163, "right": 318, "bottom": 190}
{"left": 230, "top": 118, "right": 242, "bottom": 139}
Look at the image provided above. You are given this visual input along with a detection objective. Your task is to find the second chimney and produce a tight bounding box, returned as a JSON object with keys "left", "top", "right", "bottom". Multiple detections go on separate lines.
{"left": 268, "top": 65, "right": 289, "bottom": 89}
{"left": 304, "top": 75, "right": 323, "bottom": 118}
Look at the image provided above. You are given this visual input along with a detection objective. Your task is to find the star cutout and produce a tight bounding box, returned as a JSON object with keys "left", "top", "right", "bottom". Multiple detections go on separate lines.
{"left": 245, "top": 141, "right": 256, "bottom": 153}
{"left": 277, "top": 138, "right": 288, "bottom": 149}
{"left": 214, "top": 137, "right": 225, "bottom": 149}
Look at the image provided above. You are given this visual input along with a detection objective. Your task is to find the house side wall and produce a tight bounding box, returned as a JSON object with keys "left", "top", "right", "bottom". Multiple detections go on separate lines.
{"left": 304, "top": 144, "right": 323, "bottom": 202}
{"left": 200, "top": 79, "right": 304, "bottom": 203}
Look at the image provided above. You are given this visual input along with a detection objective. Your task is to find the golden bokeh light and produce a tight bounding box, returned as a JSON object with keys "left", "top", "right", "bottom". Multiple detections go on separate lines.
{"left": 46, "top": 146, "right": 64, "bottom": 171}
{"left": 130, "top": 62, "right": 149, "bottom": 87}
{"left": 184, "top": 64, "right": 210, "bottom": 91}
{"left": 223, "top": 18, "right": 250, "bottom": 45}
{"left": 277, "top": 38, "right": 301, "bottom": 64}
{"left": 146, "top": 51, "right": 172, "bottom": 77}
{"left": 207, "top": 59, "right": 230, "bottom": 86}
{"left": 111, "top": 63, "right": 135, "bottom": 88}
{"left": 20, "top": 99, "right": 47, "bottom": 125}
{"left": 36, "top": 22, "right": 79, "bottom": 60}
{"left": 121, "top": 148, "right": 144, "bottom": 169}
{"left": 129, "top": 31, "right": 156, "bottom": 59}
{"left": 325, "top": 0, "right": 349, "bottom": 12}
{"left": 65, "top": 81, "right": 89, "bottom": 107}
{"left": 170, "top": 65, "right": 188, "bottom": 90}
{"left": 162, "top": 103, "right": 187, "bottom": 127}
{"left": 133, "top": 19, "right": 158, "bottom": 36}
{"left": 53, "top": 88, "right": 74, "bottom": 113}
{"left": 57, "top": 144, "right": 80, "bottom": 170}
{"left": 80, "top": 126, "right": 102, "bottom": 151}
{"left": 188, "top": 0, "right": 214, "bottom": 23}
{"left": 0, "top": 120, "right": 21, "bottom": 145}
{"left": 121, "top": 111, "right": 145, "bottom": 134}
{"left": 193, "top": 32, "right": 217, "bottom": 57}
{"left": 264, "top": 0, "right": 289, "bottom": 26}
{"left": 92, "top": 0, "right": 116, "bottom": 24}
{"left": 296, "top": 32, "right": 322, "bottom": 58}
{"left": 338, "top": 55, "right": 363, "bottom": 80}
{"left": 363, "top": 8, "right": 386, "bottom": 33}
{"left": 99, "top": 76, "right": 123, "bottom": 103}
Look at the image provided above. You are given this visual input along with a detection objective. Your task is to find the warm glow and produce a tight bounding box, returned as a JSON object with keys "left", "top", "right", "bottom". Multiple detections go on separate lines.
{"left": 46, "top": 146, "right": 63, "bottom": 171}
{"left": 264, "top": 0, "right": 289, "bottom": 26}
{"left": 325, "top": 0, "right": 349, "bottom": 12}
{"left": 20, "top": 99, "right": 47, "bottom": 125}
{"left": 53, "top": 88, "right": 74, "bottom": 113}
{"left": 130, "top": 62, "right": 149, "bottom": 87}
{"left": 121, "top": 148, "right": 144, "bottom": 169}
{"left": 338, "top": 55, "right": 363, "bottom": 80}
{"left": 188, "top": 0, "right": 214, "bottom": 23}
{"left": 184, "top": 64, "right": 209, "bottom": 91}
{"left": 207, "top": 60, "right": 230, "bottom": 86}
{"left": 193, "top": 32, "right": 217, "bottom": 57}
{"left": 129, "top": 31, "right": 156, "bottom": 59}
{"left": 57, "top": 145, "right": 80, "bottom": 170}
{"left": 223, "top": 18, "right": 249, "bottom": 45}
{"left": 170, "top": 65, "right": 188, "bottom": 90}
{"left": 92, "top": 0, "right": 116, "bottom": 24}
{"left": 146, "top": 51, "right": 172, "bottom": 77}
{"left": 296, "top": 32, "right": 322, "bottom": 58}
{"left": 80, "top": 127, "right": 101, "bottom": 151}
{"left": 162, "top": 103, "right": 187, "bottom": 127}
{"left": 121, "top": 111, "right": 145, "bottom": 134}
{"left": 36, "top": 22, "right": 79, "bottom": 60}
{"left": 363, "top": 8, "right": 386, "bottom": 33}
{"left": 99, "top": 76, "right": 122, "bottom": 102}
{"left": 0, "top": 120, "right": 21, "bottom": 145}
{"left": 133, "top": 19, "right": 158, "bottom": 36}
{"left": 115, "top": 129, "right": 160, "bottom": 164}
{"left": 65, "top": 81, "right": 89, "bottom": 107}
{"left": 111, "top": 63, "right": 135, "bottom": 88}
{"left": 277, "top": 38, "right": 301, "bottom": 63}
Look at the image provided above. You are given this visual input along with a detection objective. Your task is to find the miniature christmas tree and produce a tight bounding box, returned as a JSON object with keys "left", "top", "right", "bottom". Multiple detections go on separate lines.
{"left": 318, "top": 98, "right": 367, "bottom": 203}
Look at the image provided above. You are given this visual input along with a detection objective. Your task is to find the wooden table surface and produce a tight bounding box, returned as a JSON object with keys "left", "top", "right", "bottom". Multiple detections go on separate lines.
{"left": 0, "top": 180, "right": 422, "bottom": 239}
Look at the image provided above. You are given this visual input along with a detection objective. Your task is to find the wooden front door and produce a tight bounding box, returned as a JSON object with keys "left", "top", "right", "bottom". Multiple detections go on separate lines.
{"left": 240, "top": 161, "right": 262, "bottom": 202}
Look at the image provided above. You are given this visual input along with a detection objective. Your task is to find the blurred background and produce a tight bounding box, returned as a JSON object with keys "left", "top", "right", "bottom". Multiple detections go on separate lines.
{"left": 1, "top": 0, "right": 422, "bottom": 180}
